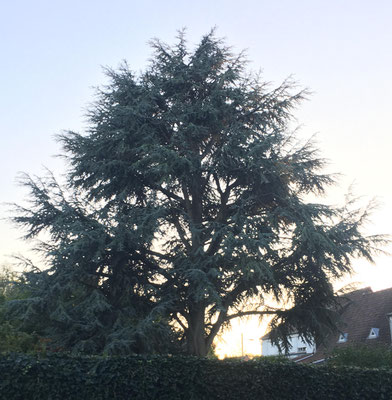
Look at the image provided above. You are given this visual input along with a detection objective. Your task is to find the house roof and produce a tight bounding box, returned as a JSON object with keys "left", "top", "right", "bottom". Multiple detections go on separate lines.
{"left": 300, "top": 286, "right": 392, "bottom": 363}
{"left": 261, "top": 286, "right": 392, "bottom": 363}
{"left": 261, "top": 288, "right": 374, "bottom": 341}
{"left": 335, "top": 287, "right": 392, "bottom": 345}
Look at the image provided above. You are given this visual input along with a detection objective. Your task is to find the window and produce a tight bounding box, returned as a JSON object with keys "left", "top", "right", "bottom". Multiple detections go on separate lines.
{"left": 337, "top": 333, "right": 348, "bottom": 343}
{"left": 297, "top": 347, "right": 306, "bottom": 353}
{"left": 367, "top": 328, "right": 379, "bottom": 339}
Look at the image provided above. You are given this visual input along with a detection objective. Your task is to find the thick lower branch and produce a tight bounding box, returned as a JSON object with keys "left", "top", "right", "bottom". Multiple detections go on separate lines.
{"left": 225, "top": 310, "right": 279, "bottom": 321}
{"left": 206, "top": 308, "right": 281, "bottom": 349}
{"left": 206, "top": 310, "right": 227, "bottom": 349}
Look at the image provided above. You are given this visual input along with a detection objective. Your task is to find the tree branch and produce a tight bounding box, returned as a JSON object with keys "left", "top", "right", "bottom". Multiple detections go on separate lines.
{"left": 134, "top": 250, "right": 173, "bottom": 282}
{"left": 144, "top": 249, "right": 172, "bottom": 261}
{"left": 181, "top": 183, "right": 192, "bottom": 216}
{"left": 206, "top": 306, "right": 280, "bottom": 349}
{"left": 221, "top": 282, "right": 248, "bottom": 310}
{"left": 206, "top": 184, "right": 231, "bottom": 256}
{"left": 206, "top": 309, "right": 227, "bottom": 349}
{"left": 213, "top": 173, "right": 223, "bottom": 196}
{"left": 156, "top": 185, "right": 185, "bottom": 204}
{"left": 225, "top": 309, "right": 279, "bottom": 321}
{"left": 200, "top": 138, "right": 216, "bottom": 160}
{"left": 173, "top": 313, "right": 188, "bottom": 332}
{"left": 171, "top": 213, "right": 192, "bottom": 253}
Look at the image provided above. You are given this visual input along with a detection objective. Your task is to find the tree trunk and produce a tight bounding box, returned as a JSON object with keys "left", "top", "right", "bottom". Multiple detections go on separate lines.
{"left": 187, "top": 306, "right": 208, "bottom": 356}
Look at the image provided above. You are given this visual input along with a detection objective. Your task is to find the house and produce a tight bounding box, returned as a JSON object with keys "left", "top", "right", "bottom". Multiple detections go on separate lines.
{"left": 261, "top": 331, "right": 316, "bottom": 359}
{"left": 260, "top": 286, "right": 392, "bottom": 363}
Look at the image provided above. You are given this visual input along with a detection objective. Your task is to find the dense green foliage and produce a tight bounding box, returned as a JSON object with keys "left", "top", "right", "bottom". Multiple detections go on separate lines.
{"left": 10, "top": 30, "right": 384, "bottom": 356}
{"left": 329, "top": 344, "right": 392, "bottom": 368}
{"left": 0, "top": 354, "right": 391, "bottom": 400}
{"left": 0, "top": 267, "right": 43, "bottom": 353}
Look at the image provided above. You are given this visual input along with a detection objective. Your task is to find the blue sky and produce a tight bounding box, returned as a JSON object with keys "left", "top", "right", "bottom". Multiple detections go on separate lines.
{"left": 1, "top": 0, "right": 392, "bottom": 296}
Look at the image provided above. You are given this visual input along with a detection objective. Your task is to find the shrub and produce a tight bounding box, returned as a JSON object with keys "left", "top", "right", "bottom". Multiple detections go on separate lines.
{"left": 0, "top": 354, "right": 392, "bottom": 399}
{"left": 328, "top": 344, "right": 392, "bottom": 368}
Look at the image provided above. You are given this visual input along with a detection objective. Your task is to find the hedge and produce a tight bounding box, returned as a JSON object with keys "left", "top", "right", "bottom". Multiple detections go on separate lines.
{"left": 0, "top": 354, "right": 391, "bottom": 399}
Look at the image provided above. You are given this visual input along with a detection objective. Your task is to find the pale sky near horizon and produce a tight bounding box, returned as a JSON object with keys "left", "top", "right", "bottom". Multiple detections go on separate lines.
{"left": 1, "top": 0, "right": 392, "bottom": 356}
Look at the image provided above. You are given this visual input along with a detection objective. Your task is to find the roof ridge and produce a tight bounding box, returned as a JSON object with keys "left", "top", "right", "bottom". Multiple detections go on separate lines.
{"left": 371, "top": 286, "right": 392, "bottom": 295}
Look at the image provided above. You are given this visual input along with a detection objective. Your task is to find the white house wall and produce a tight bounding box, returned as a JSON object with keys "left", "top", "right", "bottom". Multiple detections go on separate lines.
{"left": 262, "top": 334, "right": 316, "bottom": 357}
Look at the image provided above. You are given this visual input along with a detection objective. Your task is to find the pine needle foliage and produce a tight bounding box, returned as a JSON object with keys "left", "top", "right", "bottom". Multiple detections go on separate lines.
{"left": 11, "top": 30, "right": 385, "bottom": 356}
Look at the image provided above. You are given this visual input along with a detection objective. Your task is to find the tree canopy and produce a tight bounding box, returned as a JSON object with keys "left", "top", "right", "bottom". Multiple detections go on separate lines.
{"left": 11, "top": 31, "right": 384, "bottom": 356}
